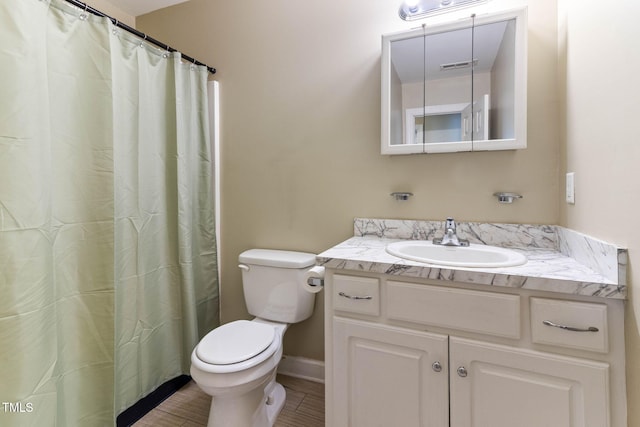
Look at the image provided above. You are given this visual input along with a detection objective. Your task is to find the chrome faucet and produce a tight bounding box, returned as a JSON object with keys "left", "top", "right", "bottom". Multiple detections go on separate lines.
{"left": 433, "top": 217, "right": 469, "bottom": 247}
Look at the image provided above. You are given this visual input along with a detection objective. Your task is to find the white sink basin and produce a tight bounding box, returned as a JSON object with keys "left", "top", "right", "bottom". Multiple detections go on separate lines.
{"left": 385, "top": 240, "right": 527, "bottom": 268}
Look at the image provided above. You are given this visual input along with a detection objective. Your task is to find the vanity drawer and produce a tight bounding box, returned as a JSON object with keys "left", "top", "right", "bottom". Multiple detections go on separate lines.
{"left": 333, "top": 274, "right": 380, "bottom": 316}
{"left": 530, "top": 298, "right": 608, "bottom": 353}
{"left": 387, "top": 281, "right": 521, "bottom": 339}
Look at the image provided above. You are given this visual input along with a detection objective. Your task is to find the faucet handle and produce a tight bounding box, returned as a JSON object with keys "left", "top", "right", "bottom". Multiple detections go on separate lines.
{"left": 434, "top": 217, "right": 469, "bottom": 247}
{"left": 445, "top": 217, "right": 456, "bottom": 230}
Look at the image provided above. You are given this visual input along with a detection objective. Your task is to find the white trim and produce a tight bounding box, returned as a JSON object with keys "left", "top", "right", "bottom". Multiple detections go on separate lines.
{"left": 278, "top": 355, "right": 325, "bottom": 384}
{"left": 405, "top": 102, "right": 470, "bottom": 145}
{"left": 207, "top": 81, "right": 221, "bottom": 305}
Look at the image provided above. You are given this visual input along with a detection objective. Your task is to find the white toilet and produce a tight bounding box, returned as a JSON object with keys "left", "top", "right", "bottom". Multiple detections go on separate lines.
{"left": 190, "top": 249, "right": 317, "bottom": 427}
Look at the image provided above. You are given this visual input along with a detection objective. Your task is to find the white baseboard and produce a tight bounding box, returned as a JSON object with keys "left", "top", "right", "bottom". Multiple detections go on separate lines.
{"left": 278, "top": 355, "right": 325, "bottom": 384}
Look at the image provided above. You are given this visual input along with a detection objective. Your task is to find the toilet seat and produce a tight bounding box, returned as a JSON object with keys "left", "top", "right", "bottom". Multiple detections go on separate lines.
{"left": 194, "top": 320, "right": 280, "bottom": 374}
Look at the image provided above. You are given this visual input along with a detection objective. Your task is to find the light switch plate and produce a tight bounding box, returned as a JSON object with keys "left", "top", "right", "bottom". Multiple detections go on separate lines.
{"left": 566, "top": 172, "right": 575, "bottom": 204}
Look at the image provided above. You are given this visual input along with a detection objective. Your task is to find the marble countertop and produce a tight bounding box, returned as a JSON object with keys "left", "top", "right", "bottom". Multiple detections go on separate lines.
{"left": 317, "top": 235, "right": 626, "bottom": 300}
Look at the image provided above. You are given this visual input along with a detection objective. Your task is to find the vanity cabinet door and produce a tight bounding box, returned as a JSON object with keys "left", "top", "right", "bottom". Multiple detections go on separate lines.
{"left": 449, "top": 337, "right": 611, "bottom": 427}
{"left": 332, "top": 317, "right": 449, "bottom": 427}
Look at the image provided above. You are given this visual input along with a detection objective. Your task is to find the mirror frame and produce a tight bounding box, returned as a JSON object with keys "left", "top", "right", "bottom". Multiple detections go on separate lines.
{"left": 381, "top": 7, "right": 528, "bottom": 155}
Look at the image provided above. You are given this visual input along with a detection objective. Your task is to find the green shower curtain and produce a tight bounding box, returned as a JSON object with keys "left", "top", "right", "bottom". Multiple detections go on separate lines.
{"left": 0, "top": 0, "right": 219, "bottom": 425}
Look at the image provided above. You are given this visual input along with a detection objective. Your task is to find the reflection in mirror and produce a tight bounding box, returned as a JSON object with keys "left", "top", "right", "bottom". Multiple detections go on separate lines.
{"left": 406, "top": 102, "right": 470, "bottom": 144}
{"left": 473, "top": 19, "right": 514, "bottom": 144}
{"left": 381, "top": 8, "right": 527, "bottom": 154}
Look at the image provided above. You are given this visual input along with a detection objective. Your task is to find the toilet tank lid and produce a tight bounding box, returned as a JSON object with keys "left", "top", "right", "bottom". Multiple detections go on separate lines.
{"left": 239, "top": 249, "right": 316, "bottom": 269}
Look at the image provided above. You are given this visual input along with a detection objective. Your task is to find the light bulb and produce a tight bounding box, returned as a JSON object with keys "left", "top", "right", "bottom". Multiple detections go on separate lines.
{"left": 403, "top": 0, "right": 421, "bottom": 12}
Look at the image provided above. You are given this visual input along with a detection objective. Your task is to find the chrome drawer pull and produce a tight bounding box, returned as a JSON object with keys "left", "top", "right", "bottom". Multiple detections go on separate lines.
{"left": 338, "top": 291, "right": 373, "bottom": 301}
{"left": 543, "top": 320, "right": 599, "bottom": 332}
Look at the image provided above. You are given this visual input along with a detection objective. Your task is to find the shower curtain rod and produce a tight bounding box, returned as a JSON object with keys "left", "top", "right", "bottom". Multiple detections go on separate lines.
{"left": 62, "top": 0, "right": 216, "bottom": 74}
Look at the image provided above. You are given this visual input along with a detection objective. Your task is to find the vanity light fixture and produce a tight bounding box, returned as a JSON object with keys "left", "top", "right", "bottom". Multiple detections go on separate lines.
{"left": 399, "top": 0, "right": 486, "bottom": 20}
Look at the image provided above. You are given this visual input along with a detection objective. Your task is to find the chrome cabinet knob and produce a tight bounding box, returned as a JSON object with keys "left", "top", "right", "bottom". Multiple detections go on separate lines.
{"left": 457, "top": 366, "right": 468, "bottom": 377}
{"left": 432, "top": 361, "right": 442, "bottom": 372}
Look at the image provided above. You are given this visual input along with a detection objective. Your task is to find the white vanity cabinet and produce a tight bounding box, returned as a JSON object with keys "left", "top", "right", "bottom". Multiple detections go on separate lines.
{"left": 449, "top": 337, "right": 609, "bottom": 427}
{"left": 325, "top": 272, "right": 626, "bottom": 427}
{"left": 333, "top": 318, "right": 449, "bottom": 426}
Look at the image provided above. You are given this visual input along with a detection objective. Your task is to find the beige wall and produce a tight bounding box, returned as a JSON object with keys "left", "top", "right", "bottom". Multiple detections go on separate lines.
{"left": 84, "top": 0, "right": 135, "bottom": 27}
{"left": 138, "top": 0, "right": 560, "bottom": 362}
{"left": 103, "top": 0, "right": 640, "bottom": 423}
{"left": 558, "top": 0, "right": 640, "bottom": 424}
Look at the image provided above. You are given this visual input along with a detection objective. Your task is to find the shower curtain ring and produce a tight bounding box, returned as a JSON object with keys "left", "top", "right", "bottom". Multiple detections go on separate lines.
{"left": 79, "top": 2, "right": 89, "bottom": 20}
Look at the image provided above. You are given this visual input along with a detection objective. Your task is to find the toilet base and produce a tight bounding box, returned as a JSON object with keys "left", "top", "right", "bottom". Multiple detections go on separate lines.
{"left": 265, "top": 381, "right": 286, "bottom": 425}
{"left": 206, "top": 373, "right": 286, "bottom": 427}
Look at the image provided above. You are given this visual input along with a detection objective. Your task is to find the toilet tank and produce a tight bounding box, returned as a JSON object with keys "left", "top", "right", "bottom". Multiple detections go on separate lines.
{"left": 238, "top": 249, "right": 317, "bottom": 323}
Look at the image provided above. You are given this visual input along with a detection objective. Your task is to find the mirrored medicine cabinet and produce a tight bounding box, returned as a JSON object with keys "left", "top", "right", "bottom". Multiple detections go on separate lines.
{"left": 381, "top": 7, "right": 527, "bottom": 155}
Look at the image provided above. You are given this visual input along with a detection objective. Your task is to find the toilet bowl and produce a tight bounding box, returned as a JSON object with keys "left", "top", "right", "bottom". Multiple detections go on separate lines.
{"left": 190, "top": 249, "right": 318, "bottom": 427}
{"left": 190, "top": 319, "right": 288, "bottom": 427}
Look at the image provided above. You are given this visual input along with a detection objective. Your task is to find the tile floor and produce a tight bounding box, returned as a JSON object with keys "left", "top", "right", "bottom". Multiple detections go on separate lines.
{"left": 132, "top": 374, "right": 324, "bottom": 427}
